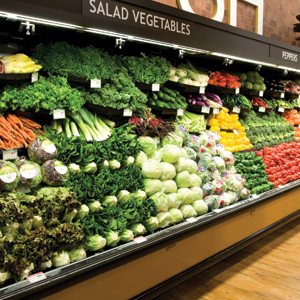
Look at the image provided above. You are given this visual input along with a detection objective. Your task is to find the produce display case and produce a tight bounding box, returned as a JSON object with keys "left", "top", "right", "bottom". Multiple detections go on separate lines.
{"left": 1, "top": 1, "right": 300, "bottom": 299}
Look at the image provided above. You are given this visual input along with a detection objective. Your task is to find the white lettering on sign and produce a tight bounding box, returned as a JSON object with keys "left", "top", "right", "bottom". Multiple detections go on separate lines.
{"left": 176, "top": 0, "right": 264, "bottom": 35}
{"left": 88, "top": 0, "right": 191, "bottom": 36}
{"left": 282, "top": 51, "right": 298, "bottom": 62}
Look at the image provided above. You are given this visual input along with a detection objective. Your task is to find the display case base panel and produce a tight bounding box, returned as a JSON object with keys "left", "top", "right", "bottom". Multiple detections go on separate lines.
{"left": 34, "top": 188, "right": 300, "bottom": 300}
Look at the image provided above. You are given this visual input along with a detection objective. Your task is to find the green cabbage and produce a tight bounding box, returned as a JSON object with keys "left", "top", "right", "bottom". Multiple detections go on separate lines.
{"left": 117, "top": 190, "right": 131, "bottom": 203}
{"left": 159, "top": 162, "right": 176, "bottom": 180}
{"left": 16, "top": 159, "right": 42, "bottom": 188}
{"left": 88, "top": 200, "right": 102, "bottom": 213}
{"left": 167, "top": 193, "right": 182, "bottom": 209}
{"left": 138, "top": 136, "right": 157, "bottom": 156}
{"left": 190, "top": 187, "right": 203, "bottom": 200}
{"left": 0, "top": 160, "right": 20, "bottom": 191}
{"left": 85, "top": 234, "right": 106, "bottom": 251}
{"left": 69, "top": 246, "right": 87, "bottom": 263}
{"left": 142, "top": 159, "right": 161, "bottom": 179}
{"left": 169, "top": 208, "right": 184, "bottom": 224}
{"left": 144, "top": 179, "right": 163, "bottom": 196}
{"left": 162, "top": 180, "right": 177, "bottom": 194}
{"left": 180, "top": 204, "right": 197, "bottom": 218}
{"left": 150, "top": 149, "right": 162, "bottom": 162}
{"left": 161, "top": 144, "right": 181, "bottom": 164}
{"left": 192, "top": 200, "right": 208, "bottom": 215}
{"left": 185, "top": 159, "right": 198, "bottom": 174}
{"left": 175, "top": 157, "right": 188, "bottom": 173}
{"left": 135, "top": 151, "right": 148, "bottom": 167}
{"left": 177, "top": 188, "right": 194, "bottom": 204}
{"left": 131, "top": 223, "right": 147, "bottom": 236}
{"left": 157, "top": 212, "right": 172, "bottom": 228}
{"left": 176, "top": 171, "right": 191, "bottom": 188}
{"left": 131, "top": 190, "right": 147, "bottom": 201}
{"left": 189, "top": 174, "right": 202, "bottom": 187}
{"left": 28, "top": 138, "right": 57, "bottom": 164}
{"left": 184, "top": 147, "right": 197, "bottom": 160}
{"left": 105, "top": 230, "right": 120, "bottom": 247}
{"left": 41, "top": 160, "right": 69, "bottom": 186}
{"left": 150, "top": 192, "right": 168, "bottom": 212}
{"left": 143, "top": 216, "right": 159, "bottom": 233}
{"left": 102, "top": 196, "right": 118, "bottom": 207}
{"left": 162, "top": 132, "right": 183, "bottom": 147}
{"left": 120, "top": 229, "right": 134, "bottom": 242}
{"left": 52, "top": 251, "right": 70, "bottom": 268}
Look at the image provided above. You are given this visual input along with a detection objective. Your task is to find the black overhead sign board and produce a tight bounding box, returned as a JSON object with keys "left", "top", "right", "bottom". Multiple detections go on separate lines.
{"left": 1, "top": 0, "right": 300, "bottom": 69}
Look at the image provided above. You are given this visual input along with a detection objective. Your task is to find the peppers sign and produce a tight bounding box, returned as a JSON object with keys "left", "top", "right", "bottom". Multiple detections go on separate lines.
{"left": 84, "top": 0, "right": 191, "bottom": 36}
{"left": 176, "top": 0, "right": 264, "bottom": 35}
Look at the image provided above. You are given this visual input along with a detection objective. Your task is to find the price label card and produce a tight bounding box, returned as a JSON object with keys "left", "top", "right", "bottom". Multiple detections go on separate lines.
{"left": 199, "top": 86, "right": 206, "bottom": 94}
{"left": 152, "top": 83, "right": 160, "bottom": 92}
{"left": 280, "top": 92, "right": 285, "bottom": 99}
{"left": 31, "top": 72, "right": 39, "bottom": 83}
{"left": 27, "top": 272, "right": 47, "bottom": 283}
{"left": 278, "top": 107, "right": 285, "bottom": 113}
{"left": 3, "top": 149, "right": 18, "bottom": 160}
{"left": 201, "top": 106, "right": 210, "bottom": 114}
{"left": 259, "top": 91, "right": 264, "bottom": 97}
{"left": 214, "top": 208, "right": 223, "bottom": 213}
{"left": 53, "top": 109, "right": 66, "bottom": 120}
{"left": 232, "top": 107, "right": 241, "bottom": 114}
{"left": 134, "top": 236, "right": 147, "bottom": 244}
{"left": 235, "top": 88, "right": 240, "bottom": 94}
{"left": 177, "top": 108, "right": 184, "bottom": 116}
{"left": 233, "top": 129, "right": 239, "bottom": 135}
{"left": 186, "top": 217, "right": 197, "bottom": 223}
{"left": 90, "top": 79, "right": 101, "bottom": 89}
{"left": 258, "top": 107, "right": 266, "bottom": 113}
{"left": 123, "top": 108, "right": 133, "bottom": 117}
{"left": 212, "top": 108, "right": 219, "bottom": 115}
{"left": 298, "top": 94, "right": 300, "bottom": 100}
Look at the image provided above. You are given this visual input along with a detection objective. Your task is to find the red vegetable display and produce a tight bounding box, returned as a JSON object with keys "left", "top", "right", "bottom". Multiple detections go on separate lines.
{"left": 257, "top": 142, "right": 300, "bottom": 187}
{"left": 251, "top": 97, "right": 270, "bottom": 108}
{"left": 208, "top": 72, "right": 241, "bottom": 89}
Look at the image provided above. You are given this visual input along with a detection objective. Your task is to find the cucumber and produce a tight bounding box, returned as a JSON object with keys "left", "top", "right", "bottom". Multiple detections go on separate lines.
{"left": 162, "top": 87, "right": 177, "bottom": 98}
{"left": 158, "top": 91, "right": 165, "bottom": 99}
{"left": 152, "top": 93, "right": 158, "bottom": 100}
{"left": 156, "top": 100, "right": 167, "bottom": 108}
{"left": 161, "top": 93, "right": 175, "bottom": 102}
{"left": 148, "top": 99, "right": 156, "bottom": 106}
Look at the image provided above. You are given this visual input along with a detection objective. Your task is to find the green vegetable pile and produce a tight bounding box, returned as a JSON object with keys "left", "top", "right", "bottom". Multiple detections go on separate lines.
{"left": 0, "top": 188, "right": 84, "bottom": 281}
{"left": 33, "top": 42, "right": 118, "bottom": 80}
{"left": 84, "top": 73, "right": 147, "bottom": 111}
{"left": 240, "top": 111, "right": 294, "bottom": 149}
{"left": 234, "top": 152, "right": 273, "bottom": 194}
{"left": 0, "top": 76, "right": 85, "bottom": 112}
{"left": 175, "top": 111, "right": 207, "bottom": 133}
{"left": 222, "top": 94, "right": 252, "bottom": 109}
{"left": 148, "top": 87, "right": 187, "bottom": 109}
{"left": 240, "top": 71, "right": 266, "bottom": 91}
{"left": 121, "top": 55, "right": 171, "bottom": 84}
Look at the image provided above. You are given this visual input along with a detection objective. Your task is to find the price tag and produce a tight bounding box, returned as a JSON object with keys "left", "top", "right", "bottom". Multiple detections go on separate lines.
{"left": 151, "top": 83, "right": 160, "bottom": 92}
{"left": 123, "top": 108, "right": 133, "bottom": 117}
{"left": 53, "top": 109, "right": 66, "bottom": 120}
{"left": 177, "top": 108, "right": 184, "bottom": 116}
{"left": 201, "top": 106, "right": 210, "bottom": 114}
{"left": 3, "top": 149, "right": 18, "bottom": 160}
{"left": 298, "top": 94, "right": 300, "bottom": 100}
{"left": 232, "top": 107, "right": 240, "bottom": 114}
{"left": 259, "top": 91, "right": 264, "bottom": 97}
{"left": 252, "top": 194, "right": 259, "bottom": 199}
{"left": 280, "top": 92, "right": 285, "bottom": 98}
{"left": 27, "top": 272, "right": 47, "bottom": 283}
{"left": 258, "top": 107, "right": 266, "bottom": 113}
{"left": 199, "top": 86, "right": 206, "bottom": 94}
{"left": 212, "top": 108, "right": 219, "bottom": 115}
{"left": 214, "top": 208, "right": 223, "bottom": 213}
{"left": 90, "top": 79, "right": 101, "bottom": 89}
{"left": 233, "top": 129, "right": 239, "bottom": 135}
{"left": 186, "top": 217, "right": 197, "bottom": 223}
{"left": 278, "top": 107, "right": 285, "bottom": 113}
{"left": 235, "top": 88, "right": 240, "bottom": 94}
{"left": 31, "top": 72, "right": 39, "bottom": 83}
{"left": 0, "top": 172, "right": 17, "bottom": 183}
{"left": 134, "top": 236, "right": 147, "bottom": 244}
